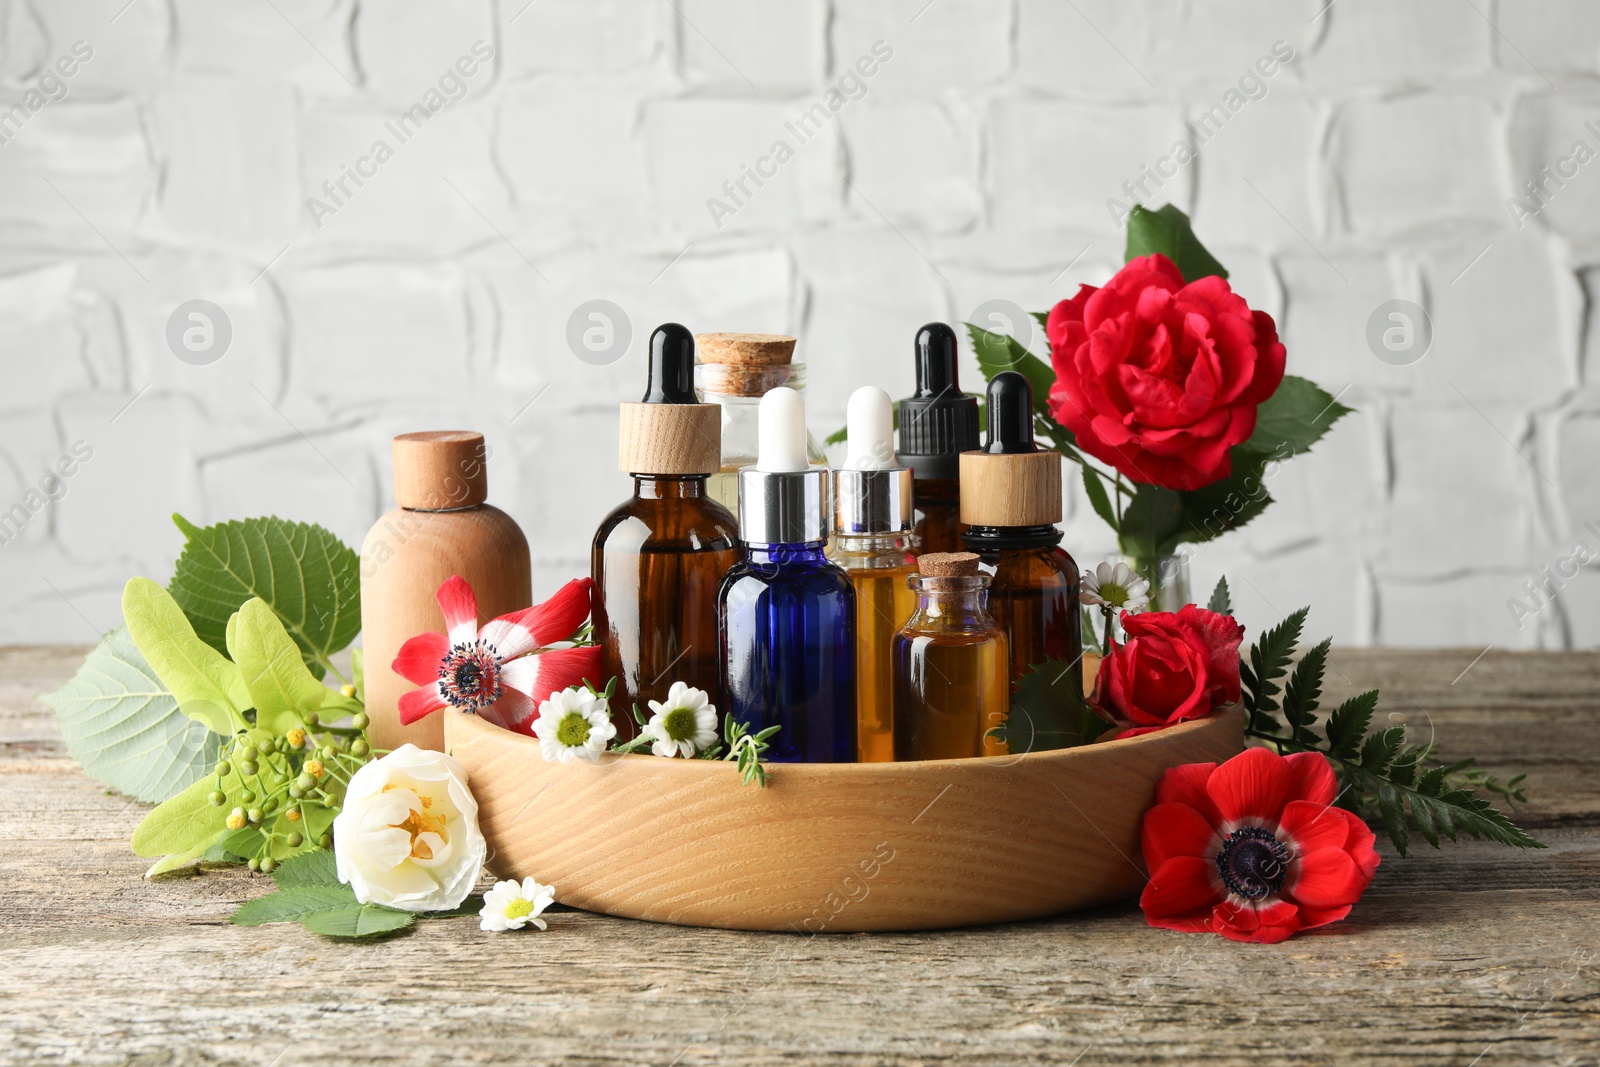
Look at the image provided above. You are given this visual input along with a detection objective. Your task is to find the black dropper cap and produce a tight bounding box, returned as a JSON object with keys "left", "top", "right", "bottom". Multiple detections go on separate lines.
{"left": 642, "top": 322, "right": 697, "bottom": 404}
{"left": 984, "top": 371, "right": 1036, "bottom": 454}
{"left": 896, "top": 322, "right": 980, "bottom": 480}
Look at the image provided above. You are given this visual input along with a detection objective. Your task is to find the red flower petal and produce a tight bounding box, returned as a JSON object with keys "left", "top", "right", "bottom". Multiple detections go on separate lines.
{"left": 1277, "top": 799, "right": 1353, "bottom": 855}
{"left": 398, "top": 682, "right": 447, "bottom": 725}
{"left": 435, "top": 575, "right": 480, "bottom": 646}
{"left": 1142, "top": 802, "right": 1221, "bottom": 872}
{"left": 500, "top": 645, "right": 604, "bottom": 705}
{"left": 483, "top": 689, "right": 537, "bottom": 733}
{"left": 1210, "top": 897, "right": 1301, "bottom": 944}
{"left": 1294, "top": 904, "right": 1354, "bottom": 932}
{"left": 1140, "top": 855, "right": 1221, "bottom": 922}
{"left": 1282, "top": 750, "right": 1339, "bottom": 807}
{"left": 392, "top": 631, "right": 448, "bottom": 687}
{"left": 1156, "top": 761, "right": 1218, "bottom": 812}
{"left": 1206, "top": 746, "right": 1295, "bottom": 825}
{"left": 1289, "top": 847, "right": 1370, "bottom": 910}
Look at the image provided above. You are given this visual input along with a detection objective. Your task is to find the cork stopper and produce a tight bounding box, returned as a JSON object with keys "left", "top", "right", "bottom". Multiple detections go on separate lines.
{"left": 392, "top": 431, "right": 488, "bottom": 510}
{"left": 619, "top": 323, "right": 722, "bottom": 474}
{"left": 918, "top": 551, "right": 981, "bottom": 577}
{"left": 696, "top": 332, "right": 798, "bottom": 398}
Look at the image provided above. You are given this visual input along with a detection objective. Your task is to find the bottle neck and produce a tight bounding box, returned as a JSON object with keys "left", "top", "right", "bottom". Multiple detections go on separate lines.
{"left": 963, "top": 524, "right": 1062, "bottom": 550}
{"left": 745, "top": 543, "right": 830, "bottom": 565}
{"left": 634, "top": 474, "right": 709, "bottom": 500}
{"left": 908, "top": 576, "right": 993, "bottom": 629}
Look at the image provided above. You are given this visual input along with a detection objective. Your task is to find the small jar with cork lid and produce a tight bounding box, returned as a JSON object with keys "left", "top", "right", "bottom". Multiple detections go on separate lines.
{"left": 694, "top": 332, "right": 826, "bottom": 518}
{"left": 891, "top": 551, "right": 1009, "bottom": 761}
{"left": 959, "top": 371, "right": 1082, "bottom": 698}
{"left": 360, "top": 431, "right": 531, "bottom": 753}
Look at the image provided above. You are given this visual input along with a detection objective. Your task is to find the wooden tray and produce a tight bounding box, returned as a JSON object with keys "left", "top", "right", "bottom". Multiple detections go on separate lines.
{"left": 444, "top": 706, "right": 1244, "bottom": 933}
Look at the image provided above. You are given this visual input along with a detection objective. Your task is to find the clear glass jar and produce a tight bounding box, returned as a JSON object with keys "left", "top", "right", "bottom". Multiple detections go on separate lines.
{"left": 697, "top": 361, "right": 827, "bottom": 517}
{"left": 892, "top": 573, "right": 1009, "bottom": 761}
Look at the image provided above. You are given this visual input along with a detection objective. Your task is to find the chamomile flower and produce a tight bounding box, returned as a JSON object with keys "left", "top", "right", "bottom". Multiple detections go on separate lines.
{"left": 532, "top": 686, "right": 616, "bottom": 763}
{"left": 479, "top": 877, "right": 556, "bottom": 932}
{"left": 1080, "top": 562, "right": 1151, "bottom": 614}
{"left": 643, "top": 682, "right": 719, "bottom": 758}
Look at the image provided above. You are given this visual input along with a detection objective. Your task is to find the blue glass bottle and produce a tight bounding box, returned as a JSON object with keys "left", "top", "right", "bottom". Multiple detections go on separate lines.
{"left": 718, "top": 387, "right": 857, "bottom": 763}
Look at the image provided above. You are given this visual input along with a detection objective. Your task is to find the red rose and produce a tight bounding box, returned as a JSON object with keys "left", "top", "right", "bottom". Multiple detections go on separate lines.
{"left": 1140, "top": 747, "right": 1381, "bottom": 944}
{"left": 1091, "top": 605, "right": 1244, "bottom": 737}
{"left": 1045, "top": 253, "right": 1285, "bottom": 491}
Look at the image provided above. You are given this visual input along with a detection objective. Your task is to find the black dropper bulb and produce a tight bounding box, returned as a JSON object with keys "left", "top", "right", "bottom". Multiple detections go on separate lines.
{"left": 984, "top": 371, "right": 1035, "bottom": 454}
{"left": 642, "top": 322, "right": 698, "bottom": 404}
{"left": 914, "top": 322, "right": 960, "bottom": 399}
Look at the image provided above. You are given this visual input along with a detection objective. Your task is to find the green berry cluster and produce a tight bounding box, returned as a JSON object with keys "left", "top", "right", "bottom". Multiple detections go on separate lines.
{"left": 206, "top": 710, "right": 375, "bottom": 870}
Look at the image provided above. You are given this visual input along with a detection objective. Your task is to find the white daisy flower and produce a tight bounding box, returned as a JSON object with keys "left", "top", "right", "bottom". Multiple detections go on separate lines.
{"left": 642, "top": 681, "right": 719, "bottom": 758}
{"left": 531, "top": 687, "right": 616, "bottom": 763}
{"left": 479, "top": 877, "right": 556, "bottom": 932}
{"left": 1080, "top": 561, "right": 1152, "bottom": 613}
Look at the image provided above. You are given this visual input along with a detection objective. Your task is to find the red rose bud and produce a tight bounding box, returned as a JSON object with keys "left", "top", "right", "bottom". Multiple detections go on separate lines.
{"left": 1090, "top": 604, "right": 1245, "bottom": 737}
{"left": 1045, "top": 254, "right": 1286, "bottom": 491}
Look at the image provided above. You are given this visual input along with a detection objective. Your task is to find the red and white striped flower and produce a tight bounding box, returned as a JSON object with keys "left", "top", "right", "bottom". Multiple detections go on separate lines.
{"left": 393, "top": 575, "right": 601, "bottom": 736}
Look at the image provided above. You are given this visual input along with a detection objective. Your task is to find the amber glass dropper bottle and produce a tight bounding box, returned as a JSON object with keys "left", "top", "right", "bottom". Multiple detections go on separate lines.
{"left": 592, "top": 323, "right": 740, "bottom": 742}
{"left": 896, "top": 323, "right": 980, "bottom": 555}
{"left": 960, "top": 371, "right": 1082, "bottom": 697}
{"left": 829, "top": 386, "right": 916, "bottom": 763}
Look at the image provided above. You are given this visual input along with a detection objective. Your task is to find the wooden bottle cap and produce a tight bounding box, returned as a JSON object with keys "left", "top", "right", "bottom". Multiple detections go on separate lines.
{"left": 695, "top": 333, "right": 796, "bottom": 367}
{"left": 617, "top": 402, "right": 722, "bottom": 475}
{"left": 958, "top": 449, "right": 1062, "bottom": 527}
{"left": 918, "top": 551, "right": 981, "bottom": 577}
{"left": 392, "top": 431, "right": 488, "bottom": 510}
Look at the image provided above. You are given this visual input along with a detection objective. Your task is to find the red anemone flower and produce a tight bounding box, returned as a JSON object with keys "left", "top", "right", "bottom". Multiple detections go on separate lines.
{"left": 393, "top": 575, "right": 602, "bottom": 736}
{"left": 1140, "top": 747, "right": 1380, "bottom": 944}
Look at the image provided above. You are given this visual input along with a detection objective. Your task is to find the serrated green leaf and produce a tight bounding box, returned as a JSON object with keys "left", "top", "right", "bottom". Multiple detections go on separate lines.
{"left": 270, "top": 848, "right": 340, "bottom": 888}
{"left": 1282, "top": 638, "right": 1330, "bottom": 744}
{"left": 230, "top": 883, "right": 358, "bottom": 926}
{"left": 991, "top": 659, "right": 1105, "bottom": 753}
{"left": 965, "top": 323, "right": 1057, "bottom": 417}
{"left": 131, "top": 776, "right": 230, "bottom": 859}
{"left": 1207, "top": 577, "right": 1231, "bottom": 615}
{"left": 1325, "top": 690, "right": 1378, "bottom": 760}
{"left": 168, "top": 514, "right": 361, "bottom": 681}
{"left": 1242, "top": 608, "right": 1306, "bottom": 731}
{"left": 1124, "top": 203, "right": 1228, "bottom": 282}
{"left": 1119, "top": 483, "right": 1184, "bottom": 559}
{"left": 40, "top": 627, "right": 223, "bottom": 803}
{"left": 1030, "top": 309, "right": 1050, "bottom": 332}
{"left": 1360, "top": 726, "right": 1405, "bottom": 776}
{"left": 1239, "top": 375, "right": 1352, "bottom": 459}
{"left": 1377, "top": 782, "right": 1409, "bottom": 857}
{"left": 144, "top": 843, "right": 209, "bottom": 878}
{"left": 227, "top": 598, "right": 331, "bottom": 733}
{"left": 1164, "top": 448, "right": 1274, "bottom": 551}
{"left": 1080, "top": 464, "right": 1117, "bottom": 530}
{"left": 122, "top": 578, "right": 250, "bottom": 733}
{"left": 301, "top": 903, "right": 415, "bottom": 939}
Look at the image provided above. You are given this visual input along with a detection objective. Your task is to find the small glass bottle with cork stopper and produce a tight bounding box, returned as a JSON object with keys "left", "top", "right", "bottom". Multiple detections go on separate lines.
{"left": 592, "top": 324, "right": 741, "bottom": 742}
{"left": 694, "top": 332, "right": 825, "bottom": 519}
{"left": 892, "top": 551, "right": 1009, "bottom": 761}
{"left": 896, "top": 323, "right": 980, "bottom": 555}
{"left": 828, "top": 385, "right": 916, "bottom": 763}
{"left": 960, "top": 371, "right": 1082, "bottom": 697}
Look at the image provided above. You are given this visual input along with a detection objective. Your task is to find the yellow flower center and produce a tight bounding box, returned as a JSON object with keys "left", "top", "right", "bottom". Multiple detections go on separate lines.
{"left": 384, "top": 787, "right": 447, "bottom": 860}
{"left": 503, "top": 898, "right": 535, "bottom": 920}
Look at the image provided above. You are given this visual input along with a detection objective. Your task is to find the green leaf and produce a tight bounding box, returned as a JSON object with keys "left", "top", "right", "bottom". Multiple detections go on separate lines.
{"left": 131, "top": 776, "right": 230, "bottom": 859}
{"left": 1080, "top": 465, "right": 1117, "bottom": 530}
{"left": 1030, "top": 310, "right": 1050, "bottom": 332}
{"left": 230, "top": 883, "right": 357, "bottom": 926}
{"left": 1377, "top": 782, "right": 1409, "bottom": 856}
{"left": 1242, "top": 607, "right": 1307, "bottom": 734}
{"left": 227, "top": 598, "right": 333, "bottom": 733}
{"left": 269, "top": 848, "right": 341, "bottom": 888}
{"left": 1123, "top": 203, "right": 1228, "bottom": 282}
{"left": 1165, "top": 449, "right": 1274, "bottom": 550}
{"left": 301, "top": 903, "right": 415, "bottom": 939}
{"left": 144, "top": 843, "right": 209, "bottom": 878}
{"left": 1118, "top": 483, "right": 1184, "bottom": 558}
{"left": 1239, "top": 376, "right": 1352, "bottom": 459}
{"left": 991, "top": 659, "right": 1105, "bottom": 753}
{"left": 351, "top": 647, "right": 365, "bottom": 704}
{"left": 212, "top": 826, "right": 271, "bottom": 862}
{"left": 1325, "top": 690, "right": 1379, "bottom": 760}
{"left": 1207, "top": 577, "right": 1232, "bottom": 615}
{"left": 121, "top": 578, "right": 250, "bottom": 733}
{"left": 40, "top": 627, "right": 223, "bottom": 803}
{"left": 1281, "top": 638, "right": 1330, "bottom": 745}
{"left": 168, "top": 514, "right": 362, "bottom": 681}
{"left": 1360, "top": 725, "right": 1405, "bottom": 776}
{"left": 964, "top": 323, "right": 1057, "bottom": 417}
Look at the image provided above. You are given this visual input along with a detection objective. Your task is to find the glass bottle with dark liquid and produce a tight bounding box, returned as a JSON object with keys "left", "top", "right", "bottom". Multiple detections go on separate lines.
{"left": 960, "top": 371, "right": 1082, "bottom": 697}
{"left": 592, "top": 324, "right": 740, "bottom": 741}
{"left": 896, "top": 323, "right": 979, "bottom": 555}
{"left": 893, "top": 552, "right": 1009, "bottom": 761}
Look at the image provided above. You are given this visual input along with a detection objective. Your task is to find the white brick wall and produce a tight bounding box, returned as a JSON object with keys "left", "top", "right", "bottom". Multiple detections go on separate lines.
{"left": 2, "top": 0, "right": 1597, "bottom": 651}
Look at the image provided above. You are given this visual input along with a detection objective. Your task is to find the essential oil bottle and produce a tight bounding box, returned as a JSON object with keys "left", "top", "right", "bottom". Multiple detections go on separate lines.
{"left": 896, "top": 323, "right": 980, "bottom": 555}
{"left": 960, "top": 371, "right": 1082, "bottom": 696}
{"left": 828, "top": 386, "right": 915, "bottom": 763}
{"left": 892, "top": 552, "right": 1009, "bottom": 761}
{"left": 592, "top": 324, "right": 740, "bottom": 741}
{"left": 718, "top": 387, "right": 857, "bottom": 763}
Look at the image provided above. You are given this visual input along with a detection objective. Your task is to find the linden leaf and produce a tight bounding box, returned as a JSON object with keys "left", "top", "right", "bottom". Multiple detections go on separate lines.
{"left": 131, "top": 776, "right": 231, "bottom": 859}
{"left": 227, "top": 598, "right": 334, "bottom": 733}
{"left": 121, "top": 577, "right": 249, "bottom": 734}
{"left": 269, "top": 848, "right": 341, "bottom": 889}
{"left": 300, "top": 903, "right": 415, "bottom": 939}
{"left": 230, "top": 884, "right": 359, "bottom": 926}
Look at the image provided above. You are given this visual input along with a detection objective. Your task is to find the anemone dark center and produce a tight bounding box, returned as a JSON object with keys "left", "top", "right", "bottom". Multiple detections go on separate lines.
{"left": 438, "top": 641, "right": 501, "bottom": 713}
{"left": 1216, "top": 826, "right": 1291, "bottom": 900}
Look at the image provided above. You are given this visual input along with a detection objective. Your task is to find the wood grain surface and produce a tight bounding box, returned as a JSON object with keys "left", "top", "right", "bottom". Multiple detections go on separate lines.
{"left": 2, "top": 645, "right": 1597, "bottom": 1066}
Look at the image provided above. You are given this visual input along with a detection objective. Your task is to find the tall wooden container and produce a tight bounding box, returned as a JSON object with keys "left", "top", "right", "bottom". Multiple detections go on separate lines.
{"left": 361, "top": 431, "right": 531, "bottom": 752}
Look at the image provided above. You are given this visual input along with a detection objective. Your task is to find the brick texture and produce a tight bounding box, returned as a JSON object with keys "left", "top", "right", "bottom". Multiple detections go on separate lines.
{"left": 0, "top": 0, "right": 1595, "bottom": 650}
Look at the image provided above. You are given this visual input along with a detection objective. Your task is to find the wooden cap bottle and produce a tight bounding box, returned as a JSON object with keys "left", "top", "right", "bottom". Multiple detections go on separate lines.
{"left": 959, "top": 372, "right": 1062, "bottom": 527}
{"left": 617, "top": 324, "right": 721, "bottom": 475}
{"left": 360, "top": 431, "right": 531, "bottom": 752}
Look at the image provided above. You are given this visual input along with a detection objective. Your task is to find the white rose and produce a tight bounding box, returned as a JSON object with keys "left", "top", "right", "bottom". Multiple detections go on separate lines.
{"left": 332, "top": 744, "right": 487, "bottom": 913}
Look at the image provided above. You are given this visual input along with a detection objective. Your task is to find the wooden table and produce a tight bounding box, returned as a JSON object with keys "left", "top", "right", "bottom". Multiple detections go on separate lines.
{"left": 2, "top": 646, "right": 1597, "bottom": 1065}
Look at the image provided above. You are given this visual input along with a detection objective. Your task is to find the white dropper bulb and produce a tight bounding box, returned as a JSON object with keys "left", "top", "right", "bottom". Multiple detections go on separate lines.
{"left": 844, "top": 386, "right": 896, "bottom": 471}
{"left": 756, "top": 386, "right": 809, "bottom": 473}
